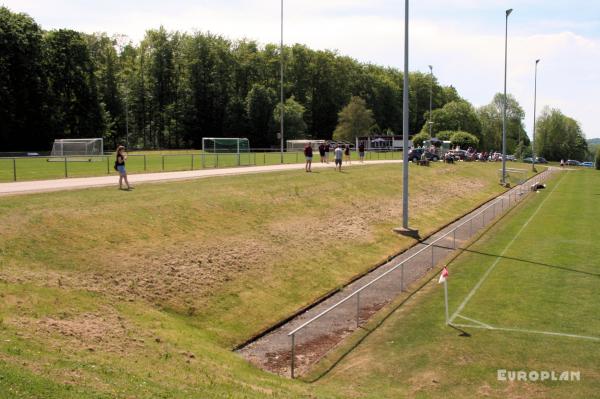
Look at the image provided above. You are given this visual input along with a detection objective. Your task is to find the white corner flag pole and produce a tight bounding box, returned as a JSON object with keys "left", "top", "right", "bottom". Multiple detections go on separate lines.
{"left": 438, "top": 266, "right": 449, "bottom": 325}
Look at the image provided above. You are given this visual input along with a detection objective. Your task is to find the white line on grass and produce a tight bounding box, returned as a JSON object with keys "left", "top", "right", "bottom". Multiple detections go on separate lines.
{"left": 450, "top": 323, "right": 600, "bottom": 342}
{"left": 455, "top": 314, "right": 493, "bottom": 329}
{"left": 449, "top": 172, "right": 565, "bottom": 324}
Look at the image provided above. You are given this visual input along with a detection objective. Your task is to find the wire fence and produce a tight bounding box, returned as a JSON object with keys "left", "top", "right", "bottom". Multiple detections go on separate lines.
{"left": 0, "top": 150, "right": 404, "bottom": 182}
{"left": 284, "top": 168, "right": 553, "bottom": 378}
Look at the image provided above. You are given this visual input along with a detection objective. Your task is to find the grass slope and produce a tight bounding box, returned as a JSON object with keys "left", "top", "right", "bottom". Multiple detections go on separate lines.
{"left": 0, "top": 162, "right": 526, "bottom": 397}
{"left": 315, "top": 169, "right": 599, "bottom": 398}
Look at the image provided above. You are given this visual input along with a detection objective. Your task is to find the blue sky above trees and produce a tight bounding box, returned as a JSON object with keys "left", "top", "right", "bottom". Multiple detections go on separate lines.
{"left": 5, "top": 0, "right": 600, "bottom": 138}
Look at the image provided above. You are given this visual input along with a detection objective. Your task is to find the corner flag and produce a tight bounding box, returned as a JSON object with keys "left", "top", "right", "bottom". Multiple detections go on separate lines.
{"left": 438, "top": 267, "right": 449, "bottom": 284}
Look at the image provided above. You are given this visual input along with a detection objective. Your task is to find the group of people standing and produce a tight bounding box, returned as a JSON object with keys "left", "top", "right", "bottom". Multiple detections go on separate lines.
{"left": 304, "top": 142, "right": 366, "bottom": 172}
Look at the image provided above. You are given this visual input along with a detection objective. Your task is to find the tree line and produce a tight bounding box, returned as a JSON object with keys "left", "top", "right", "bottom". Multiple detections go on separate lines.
{"left": 0, "top": 7, "right": 590, "bottom": 161}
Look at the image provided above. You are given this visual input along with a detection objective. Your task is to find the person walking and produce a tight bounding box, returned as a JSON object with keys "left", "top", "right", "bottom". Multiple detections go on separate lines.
{"left": 324, "top": 141, "right": 330, "bottom": 164}
{"left": 115, "top": 145, "right": 132, "bottom": 190}
{"left": 334, "top": 144, "right": 343, "bottom": 172}
{"left": 344, "top": 144, "right": 351, "bottom": 164}
{"left": 358, "top": 142, "right": 365, "bottom": 163}
{"left": 318, "top": 142, "right": 326, "bottom": 163}
{"left": 304, "top": 142, "right": 313, "bottom": 172}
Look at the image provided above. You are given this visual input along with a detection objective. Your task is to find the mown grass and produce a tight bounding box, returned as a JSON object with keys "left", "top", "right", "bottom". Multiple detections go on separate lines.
{"left": 313, "top": 169, "right": 599, "bottom": 398}
{"left": 0, "top": 151, "right": 405, "bottom": 182}
{"left": 0, "top": 162, "right": 540, "bottom": 397}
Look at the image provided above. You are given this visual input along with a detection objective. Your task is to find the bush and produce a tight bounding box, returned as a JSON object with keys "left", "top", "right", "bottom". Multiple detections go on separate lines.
{"left": 596, "top": 147, "right": 600, "bottom": 170}
{"left": 435, "top": 131, "right": 454, "bottom": 141}
{"left": 411, "top": 132, "right": 430, "bottom": 147}
{"left": 450, "top": 131, "right": 480, "bottom": 149}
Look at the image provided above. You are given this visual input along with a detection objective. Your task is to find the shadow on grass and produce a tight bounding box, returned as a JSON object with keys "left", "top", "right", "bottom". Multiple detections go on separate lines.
{"left": 456, "top": 248, "right": 600, "bottom": 278}
{"left": 449, "top": 324, "right": 471, "bottom": 337}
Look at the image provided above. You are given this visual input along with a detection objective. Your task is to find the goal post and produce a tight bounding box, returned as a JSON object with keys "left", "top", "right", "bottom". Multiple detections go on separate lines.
{"left": 202, "top": 138, "right": 250, "bottom": 153}
{"left": 51, "top": 138, "right": 104, "bottom": 157}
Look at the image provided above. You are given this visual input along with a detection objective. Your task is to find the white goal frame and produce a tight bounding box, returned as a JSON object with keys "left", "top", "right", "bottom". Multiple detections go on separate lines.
{"left": 202, "top": 137, "right": 250, "bottom": 153}
{"left": 51, "top": 138, "right": 104, "bottom": 157}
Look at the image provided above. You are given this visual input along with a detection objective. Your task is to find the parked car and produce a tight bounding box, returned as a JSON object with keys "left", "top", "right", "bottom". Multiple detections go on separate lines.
{"left": 536, "top": 157, "right": 548, "bottom": 164}
{"left": 582, "top": 161, "right": 594, "bottom": 168}
{"left": 448, "top": 149, "right": 467, "bottom": 160}
{"left": 506, "top": 155, "right": 516, "bottom": 161}
{"left": 566, "top": 159, "right": 581, "bottom": 166}
{"left": 408, "top": 148, "right": 439, "bottom": 162}
{"left": 523, "top": 157, "right": 533, "bottom": 163}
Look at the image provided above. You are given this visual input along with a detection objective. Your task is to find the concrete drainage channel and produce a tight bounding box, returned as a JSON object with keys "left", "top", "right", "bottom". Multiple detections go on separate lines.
{"left": 237, "top": 168, "right": 556, "bottom": 379}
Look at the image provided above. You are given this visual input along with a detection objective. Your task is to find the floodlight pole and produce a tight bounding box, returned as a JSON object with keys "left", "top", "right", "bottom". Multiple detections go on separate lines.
{"left": 279, "top": 0, "right": 285, "bottom": 164}
{"left": 501, "top": 8, "right": 513, "bottom": 185}
{"left": 532, "top": 59, "right": 540, "bottom": 171}
{"left": 428, "top": 65, "right": 433, "bottom": 137}
{"left": 402, "top": 0, "right": 410, "bottom": 229}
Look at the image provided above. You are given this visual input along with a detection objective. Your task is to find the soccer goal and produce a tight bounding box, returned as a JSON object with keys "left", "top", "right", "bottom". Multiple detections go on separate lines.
{"left": 202, "top": 137, "right": 250, "bottom": 153}
{"left": 498, "top": 168, "right": 527, "bottom": 186}
{"left": 51, "top": 138, "right": 104, "bottom": 157}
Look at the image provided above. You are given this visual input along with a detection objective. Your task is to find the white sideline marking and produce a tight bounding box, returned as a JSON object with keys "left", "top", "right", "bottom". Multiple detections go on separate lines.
{"left": 451, "top": 323, "right": 600, "bottom": 342}
{"left": 449, "top": 172, "right": 565, "bottom": 324}
{"left": 455, "top": 314, "right": 493, "bottom": 329}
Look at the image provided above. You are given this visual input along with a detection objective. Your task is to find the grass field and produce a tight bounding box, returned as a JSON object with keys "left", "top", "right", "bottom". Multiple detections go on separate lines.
{"left": 312, "top": 169, "right": 599, "bottom": 398}
{"left": 0, "top": 162, "right": 527, "bottom": 398}
{"left": 0, "top": 151, "right": 404, "bottom": 182}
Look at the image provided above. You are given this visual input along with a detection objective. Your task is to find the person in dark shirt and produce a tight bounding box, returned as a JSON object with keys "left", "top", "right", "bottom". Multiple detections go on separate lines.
{"left": 115, "top": 145, "right": 132, "bottom": 190}
{"left": 304, "top": 143, "right": 313, "bottom": 172}
{"left": 318, "top": 143, "right": 326, "bottom": 163}
{"left": 324, "top": 141, "right": 330, "bottom": 164}
{"left": 344, "top": 145, "right": 351, "bottom": 165}
{"left": 358, "top": 142, "right": 365, "bottom": 163}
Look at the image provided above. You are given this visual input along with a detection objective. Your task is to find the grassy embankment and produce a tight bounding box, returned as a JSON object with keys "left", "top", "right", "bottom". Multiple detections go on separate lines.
{"left": 0, "top": 162, "right": 538, "bottom": 397}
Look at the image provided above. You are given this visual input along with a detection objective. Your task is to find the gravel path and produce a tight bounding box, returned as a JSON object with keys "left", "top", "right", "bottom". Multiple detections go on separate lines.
{"left": 0, "top": 160, "right": 401, "bottom": 196}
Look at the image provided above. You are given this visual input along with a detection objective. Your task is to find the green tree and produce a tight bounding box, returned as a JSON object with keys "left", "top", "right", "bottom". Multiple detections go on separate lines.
{"left": 478, "top": 93, "right": 528, "bottom": 152}
{"left": 535, "top": 107, "right": 587, "bottom": 161}
{"left": 436, "top": 131, "right": 454, "bottom": 141}
{"left": 595, "top": 147, "right": 600, "bottom": 170}
{"left": 246, "top": 84, "right": 276, "bottom": 148}
{"left": 0, "top": 7, "right": 50, "bottom": 150}
{"left": 44, "top": 29, "right": 104, "bottom": 140}
{"left": 450, "top": 131, "right": 479, "bottom": 149}
{"left": 273, "top": 96, "right": 307, "bottom": 140}
{"left": 422, "top": 101, "right": 481, "bottom": 140}
{"left": 333, "top": 96, "right": 375, "bottom": 142}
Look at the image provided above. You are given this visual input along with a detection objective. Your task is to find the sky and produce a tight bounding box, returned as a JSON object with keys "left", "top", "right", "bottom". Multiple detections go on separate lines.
{"left": 3, "top": 0, "right": 600, "bottom": 139}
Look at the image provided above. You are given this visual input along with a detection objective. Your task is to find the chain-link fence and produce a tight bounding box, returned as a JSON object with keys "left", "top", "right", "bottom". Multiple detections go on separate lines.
{"left": 0, "top": 150, "right": 404, "bottom": 182}
{"left": 284, "top": 168, "right": 553, "bottom": 378}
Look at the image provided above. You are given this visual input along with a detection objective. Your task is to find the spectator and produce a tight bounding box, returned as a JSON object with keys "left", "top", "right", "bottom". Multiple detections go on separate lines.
{"left": 324, "top": 141, "right": 330, "bottom": 163}
{"left": 115, "top": 145, "right": 132, "bottom": 190}
{"left": 304, "top": 143, "right": 313, "bottom": 172}
{"left": 335, "top": 145, "right": 343, "bottom": 171}
{"left": 318, "top": 143, "right": 326, "bottom": 163}
{"left": 344, "top": 144, "right": 351, "bottom": 164}
{"left": 358, "top": 142, "right": 365, "bottom": 163}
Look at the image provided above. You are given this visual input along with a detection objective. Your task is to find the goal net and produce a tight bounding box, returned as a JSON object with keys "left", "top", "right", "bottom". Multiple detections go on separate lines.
{"left": 51, "top": 138, "right": 104, "bottom": 157}
{"left": 202, "top": 137, "right": 250, "bottom": 153}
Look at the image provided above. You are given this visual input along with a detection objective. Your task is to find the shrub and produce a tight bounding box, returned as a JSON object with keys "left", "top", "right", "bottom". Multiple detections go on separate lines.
{"left": 450, "top": 131, "right": 480, "bottom": 149}
{"left": 435, "top": 131, "right": 454, "bottom": 141}
{"left": 411, "top": 132, "right": 430, "bottom": 147}
{"left": 596, "top": 147, "right": 600, "bottom": 170}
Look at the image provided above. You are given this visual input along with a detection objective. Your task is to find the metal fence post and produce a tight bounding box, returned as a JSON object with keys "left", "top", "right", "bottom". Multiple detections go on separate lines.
{"left": 13, "top": 158, "right": 17, "bottom": 181}
{"left": 64, "top": 157, "right": 68, "bottom": 178}
{"left": 202, "top": 153, "right": 205, "bottom": 169}
{"left": 216, "top": 154, "right": 219, "bottom": 168}
{"left": 162, "top": 155, "right": 165, "bottom": 171}
{"left": 296, "top": 152, "right": 298, "bottom": 163}
{"left": 144, "top": 155, "right": 147, "bottom": 171}
{"left": 356, "top": 293, "right": 360, "bottom": 327}
{"left": 238, "top": 153, "right": 241, "bottom": 166}
{"left": 191, "top": 154, "right": 194, "bottom": 171}
{"left": 263, "top": 152, "right": 266, "bottom": 165}
{"left": 290, "top": 334, "right": 296, "bottom": 379}
{"left": 106, "top": 156, "right": 110, "bottom": 174}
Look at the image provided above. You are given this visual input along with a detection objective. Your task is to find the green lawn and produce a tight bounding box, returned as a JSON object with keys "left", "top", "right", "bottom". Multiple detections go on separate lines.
{"left": 0, "top": 151, "right": 404, "bottom": 182}
{"left": 313, "top": 169, "right": 599, "bottom": 398}
{"left": 0, "top": 162, "right": 524, "bottom": 398}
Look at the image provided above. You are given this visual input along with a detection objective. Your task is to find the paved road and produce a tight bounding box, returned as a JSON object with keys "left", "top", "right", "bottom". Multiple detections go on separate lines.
{"left": 0, "top": 160, "right": 402, "bottom": 197}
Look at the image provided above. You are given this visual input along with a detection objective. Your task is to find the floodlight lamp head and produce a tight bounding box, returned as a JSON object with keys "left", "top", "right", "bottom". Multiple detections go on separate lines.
{"left": 506, "top": 8, "right": 513, "bottom": 17}
{"left": 429, "top": 65, "right": 433, "bottom": 71}
{"left": 536, "top": 59, "right": 540, "bottom": 64}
